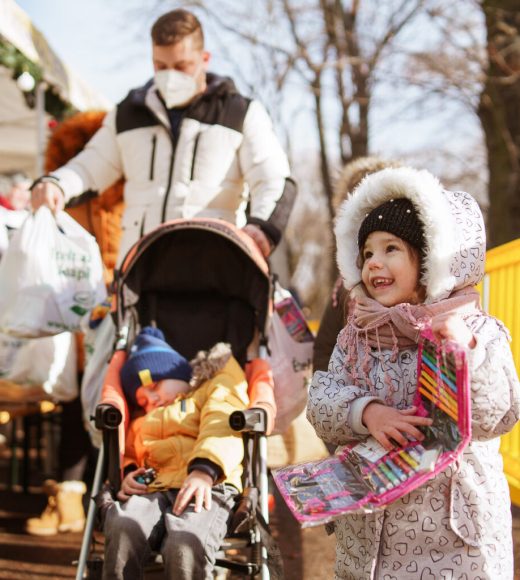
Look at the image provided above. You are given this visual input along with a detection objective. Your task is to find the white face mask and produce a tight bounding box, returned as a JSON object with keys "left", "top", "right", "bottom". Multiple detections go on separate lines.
{"left": 154, "top": 69, "right": 199, "bottom": 109}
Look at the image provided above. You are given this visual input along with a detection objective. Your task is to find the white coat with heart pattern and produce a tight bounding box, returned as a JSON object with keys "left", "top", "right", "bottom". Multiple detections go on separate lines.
{"left": 307, "top": 167, "right": 520, "bottom": 579}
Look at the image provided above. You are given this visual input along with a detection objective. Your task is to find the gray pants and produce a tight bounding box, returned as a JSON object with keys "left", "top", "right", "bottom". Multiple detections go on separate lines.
{"left": 102, "top": 484, "right": 236, "bottom": 580}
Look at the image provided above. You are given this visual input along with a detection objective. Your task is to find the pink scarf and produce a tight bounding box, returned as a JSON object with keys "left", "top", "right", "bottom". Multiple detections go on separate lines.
{"left": 337, "top": 286, "right": 481, "bottom": 395}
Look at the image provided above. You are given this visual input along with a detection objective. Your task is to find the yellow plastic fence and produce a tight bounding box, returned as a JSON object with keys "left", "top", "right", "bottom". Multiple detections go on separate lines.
{"left": 482, "top": 238, "right": 520, "bottom": 505}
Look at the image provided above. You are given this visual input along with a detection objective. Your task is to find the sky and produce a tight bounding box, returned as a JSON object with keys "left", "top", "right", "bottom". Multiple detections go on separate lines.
{"left": 16, "top": 0, "right": 155, "bottom": 104}
{"left": 15, "top": 0, "right": 243, "bottom": 105}
{"left": 10, "top": 0, "right": 488, "bottom": 311}
{"left": 12, "top": 0, "right": 485, "bottom": 187}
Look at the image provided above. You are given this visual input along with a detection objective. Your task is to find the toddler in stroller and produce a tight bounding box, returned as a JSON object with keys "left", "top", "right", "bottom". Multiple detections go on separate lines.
{"left": 78, "top": 218, "right": 280, "bottom": 579}
{"left": 102, "top": 325, "right": 251, "bottom": 579}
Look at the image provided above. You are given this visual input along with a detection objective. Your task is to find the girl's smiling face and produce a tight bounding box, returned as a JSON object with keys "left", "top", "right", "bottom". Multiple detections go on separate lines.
{"left": 361, "top": 231, "right": 423, "bottom": 306}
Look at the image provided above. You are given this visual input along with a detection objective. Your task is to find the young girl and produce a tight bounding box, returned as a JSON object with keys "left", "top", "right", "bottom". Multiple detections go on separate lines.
{"left": 307, "top": 166, "right": 520, "bottom": 579}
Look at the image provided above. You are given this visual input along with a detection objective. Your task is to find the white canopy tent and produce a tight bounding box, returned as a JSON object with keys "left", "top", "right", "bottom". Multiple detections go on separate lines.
{"left": 0, "top": 0, "right": 112, "bottom": 178}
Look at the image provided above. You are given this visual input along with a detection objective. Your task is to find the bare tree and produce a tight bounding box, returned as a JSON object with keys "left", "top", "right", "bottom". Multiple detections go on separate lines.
{"left": 478, "top": 0, "right": 520, "bottom": 247}
{"left": 149, "top": 0, "right": 434, "bottom": 222}
{"left": 143, "top": 1, "right": 494, "bottom": 315}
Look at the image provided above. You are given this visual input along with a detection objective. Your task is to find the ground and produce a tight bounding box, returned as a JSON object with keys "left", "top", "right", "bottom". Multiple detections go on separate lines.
{"left": 1, "top": 483, "right": 520, "bottom": 579}
{"left": 0, "top": 414, "right": 519, "bottom": 579}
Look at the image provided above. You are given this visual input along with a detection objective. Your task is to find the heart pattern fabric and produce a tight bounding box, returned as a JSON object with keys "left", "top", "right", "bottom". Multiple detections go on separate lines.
{"left": 309, "top": 314, "right": 519, "bottom": 579}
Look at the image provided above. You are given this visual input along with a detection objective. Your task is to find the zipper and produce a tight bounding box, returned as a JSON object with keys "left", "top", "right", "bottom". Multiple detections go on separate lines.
{"left": 149, "top": 134, "right": 157, "bottom": 180}
{"left": 144, "top": 106, "right": 178, "bottom": 225}
{"left": 190, "top": 131, "right": 201, "bottom": 181}
{"left": 159, "top": 110, "right": 187, "bottom": 223}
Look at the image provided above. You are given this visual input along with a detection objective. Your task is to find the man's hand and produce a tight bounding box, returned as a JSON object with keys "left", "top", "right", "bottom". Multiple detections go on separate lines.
{"left": 431, "top": 313, "right": 476, "bottom": 349}
{"left": 242, "top": 224, "right": 272, "bottom": 258}
{"left": 362, "top": 403, "right": 433, "bottom": 451}
{"left": 116, "top": 467, "right": 149, "bottom": 502}
{"left": 31, "top": 181, "right": 65, "bottom": 213}
{"left": 173, "top": 470, "right": 213, "bottom": 515}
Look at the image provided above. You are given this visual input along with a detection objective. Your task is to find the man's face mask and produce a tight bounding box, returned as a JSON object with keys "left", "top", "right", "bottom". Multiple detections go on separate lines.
{"left": 154, "top": 68, "right": 199, "bottom": 109}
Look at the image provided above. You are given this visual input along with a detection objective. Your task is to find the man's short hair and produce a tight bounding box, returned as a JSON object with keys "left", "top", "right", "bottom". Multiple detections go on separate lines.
{"left": 151, "top": 9, "right": 204, "bottom": 49}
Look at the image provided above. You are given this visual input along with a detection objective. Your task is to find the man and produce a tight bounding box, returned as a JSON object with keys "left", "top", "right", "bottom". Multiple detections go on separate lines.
{"left": 31, "top": 9, "right": 296, "bottom": 262}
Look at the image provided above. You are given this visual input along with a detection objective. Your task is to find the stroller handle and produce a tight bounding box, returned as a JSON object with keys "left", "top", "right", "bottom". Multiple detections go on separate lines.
{"left": 229, "top": 408, "right": 268, "bottom": 434}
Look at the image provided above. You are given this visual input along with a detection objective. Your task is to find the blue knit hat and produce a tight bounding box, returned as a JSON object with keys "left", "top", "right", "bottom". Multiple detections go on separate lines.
{"left": 120, "top": 326, "right": 192, "bottom": 408}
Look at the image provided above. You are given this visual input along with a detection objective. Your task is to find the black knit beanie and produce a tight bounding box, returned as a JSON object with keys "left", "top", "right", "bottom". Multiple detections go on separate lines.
{"left": 358, "top": 198, "right": 424, "bottom": 251}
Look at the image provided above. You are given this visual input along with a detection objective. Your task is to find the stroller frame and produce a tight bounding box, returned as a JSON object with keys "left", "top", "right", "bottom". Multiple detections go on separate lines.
{"left": 76, "top": 219, "right": 278, "bottom": 579}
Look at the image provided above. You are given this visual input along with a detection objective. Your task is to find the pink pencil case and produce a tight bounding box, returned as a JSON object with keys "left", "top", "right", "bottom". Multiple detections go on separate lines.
{"left": 272, "top": 326, "right": 471, "bottom": 527}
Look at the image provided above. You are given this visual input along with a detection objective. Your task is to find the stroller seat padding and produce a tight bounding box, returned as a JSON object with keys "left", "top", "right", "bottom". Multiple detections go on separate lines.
{"left": 139, "top": 291, "right": 255, "bottom": 366}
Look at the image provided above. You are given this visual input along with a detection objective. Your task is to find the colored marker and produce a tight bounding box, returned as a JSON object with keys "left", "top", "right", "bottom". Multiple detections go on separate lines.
{"left": 399, "top": 450, "right": 419, "bottom": 469}
{"left": 378, "top": 462, "right": 399, "bottom": 487}
{"left": 408, "top": 447, "right": 423, "bottom": 463}
{"left": 392, "top": 453, "right": 415, "bottom": 475}
{"left": 372, "top": 465, "right": 393, "bottom": 489}
{"left": 385, "top": 458, "right": 408, "bottom": 482}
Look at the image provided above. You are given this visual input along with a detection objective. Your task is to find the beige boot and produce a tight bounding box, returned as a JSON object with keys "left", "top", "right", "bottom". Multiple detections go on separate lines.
{"left": 26, "top": 479, "right": 60, "bottom": 536}
{"left": 56, "top": 480, "right": 87, "bottom": 533}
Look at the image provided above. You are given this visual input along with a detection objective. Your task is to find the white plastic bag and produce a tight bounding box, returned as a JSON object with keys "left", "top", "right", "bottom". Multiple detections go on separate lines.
{"left": 0, "top": 212, "right": 8, "bottom": 260}
{"left": 0, "top": 331, "right": 78, "bottom": 402}
{"left": 0, "top": 207, "right": 28, "bottom": 262}
{"left": 0, "top": 207, "right": 106, "bottom": 337}
{"left": 268, "top": 284, "right": 314, "bottom": 434}
{"left": 0, "top": 332, "right": 25, "bottom": 375}
{"left": 81, "top": 314, "right": 115, "bottom": 447}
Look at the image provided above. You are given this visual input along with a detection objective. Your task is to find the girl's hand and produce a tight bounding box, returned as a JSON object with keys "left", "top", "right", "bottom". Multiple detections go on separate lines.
{"left": 362, "top": 403, "right": 433, "bottom": 451}
{"left": 117, "top": 467, "right": 149, "bottom": 502}
{"left": 173, "top": 470, "right": 213, "bottom": 515}
{"left": 431, "top": 313, "right": 476, "bottom": 349}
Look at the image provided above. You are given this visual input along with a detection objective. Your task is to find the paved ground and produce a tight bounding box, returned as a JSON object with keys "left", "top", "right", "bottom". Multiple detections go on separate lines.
{"left": 2, "top": 484, "right": 520, "bottom": 579}
{"left": 0, "top": 483, "right": 336, "bottom": 580}
{"left": 0, "top": 423, "right": 519, "bottom": 580}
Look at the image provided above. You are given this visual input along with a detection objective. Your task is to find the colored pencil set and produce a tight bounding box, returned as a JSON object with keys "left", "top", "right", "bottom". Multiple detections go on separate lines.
{"left": 272, "top": 326, "right": 471, "bottom": 527}
{"left": 361, "top": 446, "right": 423, "bottom": 494}
{"left": 417, "top": 335, "right": 459, "bottom": 423}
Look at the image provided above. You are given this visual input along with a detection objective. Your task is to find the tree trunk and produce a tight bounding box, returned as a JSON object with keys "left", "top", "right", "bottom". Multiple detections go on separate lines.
{"left": 478, "top": 1, "right": 520, "bottom": 248}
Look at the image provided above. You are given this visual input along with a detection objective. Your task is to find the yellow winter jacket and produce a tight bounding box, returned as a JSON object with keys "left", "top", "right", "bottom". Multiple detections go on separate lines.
{"left": 124, "top": 356, "right": 249, "bottom": 492}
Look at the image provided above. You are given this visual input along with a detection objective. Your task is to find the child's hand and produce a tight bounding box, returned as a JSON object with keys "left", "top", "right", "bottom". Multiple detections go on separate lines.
{"left": 431, "top": 313, "right": 476, "bottom": 349}
{"left": 362, "top": 403, "right": 433, "bottom": 451}
{"left": 173, "top": 470, "right": 213, "bottom": 515}
{"left": 117, "top": 467, "right": 149, "bottom": 502}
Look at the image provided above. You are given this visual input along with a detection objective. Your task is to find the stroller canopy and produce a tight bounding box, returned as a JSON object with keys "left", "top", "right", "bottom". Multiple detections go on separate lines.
{"left": 115, "top": 219, "right": 271, "bottom": 365}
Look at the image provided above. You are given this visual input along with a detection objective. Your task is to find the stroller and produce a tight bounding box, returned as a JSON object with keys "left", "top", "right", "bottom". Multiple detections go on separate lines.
{"left": 76, "top": 218, "right": 280, "bottom": 579}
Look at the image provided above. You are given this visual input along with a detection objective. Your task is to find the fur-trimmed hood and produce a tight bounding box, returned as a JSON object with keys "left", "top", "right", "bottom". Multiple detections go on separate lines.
{"left": 189, "top": 342, "right": 233, "bottom": 390}
{"left": 334, "top": 166, "right": 486, "bottom": 303}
